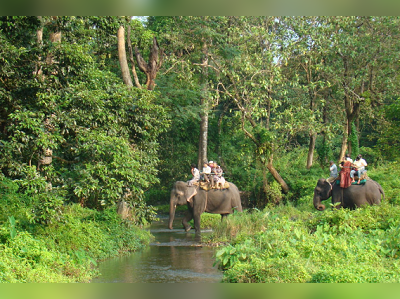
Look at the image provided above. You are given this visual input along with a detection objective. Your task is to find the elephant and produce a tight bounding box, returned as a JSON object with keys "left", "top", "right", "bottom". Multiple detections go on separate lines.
{"left": 313, "top": 178, "right": 385, "bottom": 211}
{"left": 168, "top": 181, "right": 243, "bottom": 233}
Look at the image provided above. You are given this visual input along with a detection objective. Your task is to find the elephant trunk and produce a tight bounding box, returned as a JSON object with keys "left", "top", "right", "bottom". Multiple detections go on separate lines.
{"left": 313, "top": 193, "right": 326, "bottom": 211}
{"left": 168, "top": 200, "right": 176, "bottom": 230}
{"left": 315, "top": 203, "right": 326, "bottom": 211}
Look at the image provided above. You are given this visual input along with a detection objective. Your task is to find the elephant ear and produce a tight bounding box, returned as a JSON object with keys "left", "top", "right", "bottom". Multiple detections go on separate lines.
{"left": 185, "top": 186, "right": 198, "bottom": 202}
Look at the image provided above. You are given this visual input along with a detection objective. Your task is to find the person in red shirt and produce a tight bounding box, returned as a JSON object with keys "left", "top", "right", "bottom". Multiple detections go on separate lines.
{"left": 339, "top": 159, "right": 352, "bottom": 188}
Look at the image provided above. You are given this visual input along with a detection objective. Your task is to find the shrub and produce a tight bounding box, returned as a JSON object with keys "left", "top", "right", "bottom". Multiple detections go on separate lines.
{"left": 0, "top": 198, "right": 152, "bottom": 282}
{"left": 212, "top": 201, "right": 400, "bottom": 283}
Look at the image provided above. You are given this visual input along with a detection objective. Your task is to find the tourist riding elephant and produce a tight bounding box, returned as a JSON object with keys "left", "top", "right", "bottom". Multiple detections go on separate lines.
{"left": 313, "top": 178, "right": 385, "bottom": 211}
{"left": 168, "top": 181, "right": 242, "bottom": 233}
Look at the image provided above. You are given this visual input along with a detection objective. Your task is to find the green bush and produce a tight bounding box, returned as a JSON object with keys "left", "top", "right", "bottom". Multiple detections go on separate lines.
{"left": 212, "top": 201, "right": 400, "bottom": 283}
{"left": 0, "top": 228, "right": 96, "bottom": 282}
{"left": 0, "top": 194, "right": 152, "bottom": 282}
{"left": 199, "top": 213, "right": 220, "bottom": 229}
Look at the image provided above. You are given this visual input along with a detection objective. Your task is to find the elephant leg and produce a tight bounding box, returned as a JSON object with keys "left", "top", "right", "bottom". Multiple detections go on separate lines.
{"left": 332, "top": 187, "right": 345, "bottom": 209}
{"left": 221, "top": 214, "right": 229, "bottom": 221}
{"left": 333, "top": 201, "right": 343, "bottom": 209}
{"left": 193, "top": 212, "right": 201, "bottom": 233}
{"left": 182, "top": 210, "right": 193, "bottom": 232}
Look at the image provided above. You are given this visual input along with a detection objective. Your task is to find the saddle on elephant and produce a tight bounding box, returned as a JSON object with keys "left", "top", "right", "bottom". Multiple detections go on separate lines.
{"left": 193, "top": 181, "right": 230, "bottom": 191}
{"left": 336, "top": 178, "right": 367, "bottom": 186}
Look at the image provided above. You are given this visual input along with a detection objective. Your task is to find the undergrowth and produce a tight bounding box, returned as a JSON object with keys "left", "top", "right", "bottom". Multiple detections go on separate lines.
{"left": 0, "top": 176, "right": 152, "bottom": 282}
{"left": 207, "top": 160, "right": 400, "bottom": 283}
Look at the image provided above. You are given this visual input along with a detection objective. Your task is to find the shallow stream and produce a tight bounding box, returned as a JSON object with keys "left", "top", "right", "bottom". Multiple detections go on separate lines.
{"left": 91, "top": 216, "right": 223, "bottom": 283}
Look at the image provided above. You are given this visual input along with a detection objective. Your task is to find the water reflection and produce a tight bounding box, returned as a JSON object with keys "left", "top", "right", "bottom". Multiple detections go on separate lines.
{"left": 92, "top": 217, "right": 223, "bottom": 283}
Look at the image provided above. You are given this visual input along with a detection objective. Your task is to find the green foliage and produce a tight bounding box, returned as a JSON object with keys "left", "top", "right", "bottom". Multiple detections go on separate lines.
{"left": 129, "top": 195, "right": 158, "bottom": 226}
{"left": 198, "top": 213, "right": 220, "bottom": 229}
{"left": 0, "top": 174, "right": 152, "bottom": 282}
{"left": 214, "top": 240, "right": 252, "bottom": 269}
{"left": 2, "top": 16, "right": 400, "bottom": 283}
{"left": 144, "top": 188, "right": 170, "bottom": 205}
{"left": 212, "top": 202, "right": 400, "bottom": 283}
{"left": 0, "top": 230, "right": 93, "bottom": 283}
{"left": 376, "top": 98, "right": 400, "bottom": 160}
{"left": 155, "top": 204, "right": 187, "bottom": 214}
{"left": 0, "top": 203, "right": 152, "bottom": 282}
{"left": 316, "top": 136, "right": 331, "bottom": 167}
{"left": 28, "top": 193, "right": 64, "bottom": 225}
{"left": 367, "top": 160, "right": 400, "bottom": 205}
{"left": 8, "top": 216, "right": 17, "bottom": 239}
{"left": 349, "top": 121, "right": 360, "bottom": 158}
{"left": 209, "top": 161, "right": 400, "bottom": 283}
{"left": 0, "top": 17, "right": 169, "bottom": 218}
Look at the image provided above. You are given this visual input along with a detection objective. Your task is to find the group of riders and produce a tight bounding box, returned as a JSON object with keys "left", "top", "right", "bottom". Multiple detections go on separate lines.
{"left": 188, "top": 154, "right": 368, "bottom": 191}
{"left": 328, "top": 154, "right": 368, "bottom": 188}
{"left": 188, "top": 161, "right": 226, "bottom": 189}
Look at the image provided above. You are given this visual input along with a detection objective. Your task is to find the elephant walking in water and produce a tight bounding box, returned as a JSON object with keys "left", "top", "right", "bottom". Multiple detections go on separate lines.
{"left": 313, "top": 178, "right": 385, "bottom": 211}
{"left": 168, "top": 181, "right": 242, "bottom": 233}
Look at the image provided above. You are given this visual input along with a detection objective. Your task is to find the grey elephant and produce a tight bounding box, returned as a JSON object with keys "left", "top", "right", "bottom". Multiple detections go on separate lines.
{"left": 313, "top": 178, "right": 385, "bottom": 211}
{"left": 168, "top": 181, "right": 243, "bottom": 233}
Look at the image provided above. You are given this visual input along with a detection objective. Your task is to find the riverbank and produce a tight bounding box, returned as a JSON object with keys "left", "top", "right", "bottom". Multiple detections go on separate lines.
{"left": 204, "top": 162, "right": 400, "bottom": 282}
{"left": 0, "top": 201, "right": 152, "bottom": 282}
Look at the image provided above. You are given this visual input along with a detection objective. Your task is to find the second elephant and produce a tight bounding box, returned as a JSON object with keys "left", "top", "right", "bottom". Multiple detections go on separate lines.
{"left": 313, "top": 178, "right": 385, "bottom": 211}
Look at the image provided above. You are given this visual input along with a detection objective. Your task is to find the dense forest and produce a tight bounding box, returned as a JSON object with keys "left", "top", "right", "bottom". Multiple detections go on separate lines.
{"left": 1, "top": 16, "right": 400, "bottom": 282}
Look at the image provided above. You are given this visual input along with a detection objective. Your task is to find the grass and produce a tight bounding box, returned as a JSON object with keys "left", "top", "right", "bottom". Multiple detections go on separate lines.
{"left": 206, "top": 201, "right": 400, "bottom": 282}
{"left": 0, "top": 180, "right": 153, "bottom": 283}
{"left": 205, "top": 160, "right": 400, "bottom": 283}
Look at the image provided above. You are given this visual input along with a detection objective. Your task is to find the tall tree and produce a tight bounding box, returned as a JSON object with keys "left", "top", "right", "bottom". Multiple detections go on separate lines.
{"left": 325, "top": 17, "right": 400, "bottom": 159}
{"left": 148, "top": 16, "right": 222, "bottom": 169}
{"left": 0, "top": 16, "right": 169, "bottom": 217}
{"left": 117, "top": 17, "right": 163, "bottom": 90}
{"left": 282, "top": 17, "right": 332, "bottom": 169}
{"left": 134, "top": 36, "right": 162, "bottom": 90}
{"left": 209, "top": 17, "right": 290, "bottom": 194}
{"left": 117, "top": 24, "right": 133, "bottom": 88}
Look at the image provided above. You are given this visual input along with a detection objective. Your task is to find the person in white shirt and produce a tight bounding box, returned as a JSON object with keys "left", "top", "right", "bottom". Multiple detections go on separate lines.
{"left": 214, "top": 165, "right": 226, "bottom": 189}
{"left": 188, "top": 164, "right": 200, "bottom": 186}
{"left": 327, "top": 161, "right": 338, "bottom": 183}
{"left": 351, "top": 155, "right": 368, "bottom": 184}
{"left": 201, "top": 161, "right": 212, "bottom": 184}
{"left": 345, "top": 153, "right": 353, "bottom": 163}
{"left": 358, "top": 155, "right": 368, "bottom": 169}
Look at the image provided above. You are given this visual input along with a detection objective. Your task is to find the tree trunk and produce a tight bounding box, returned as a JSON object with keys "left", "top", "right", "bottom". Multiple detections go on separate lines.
{"left": 127, "top": 25, "right": 142, "bottom": 89}
{"left": 198, "top": 108, "right": 208, "bottom": 167}
{"left": 146, "top": 37, "right": 161, "bottom": 90}
{"left": 341, "top": 56, "right": 361, "bottom": 160}
{"left": 134, "top": 37, "right": 162, "bottom": 91}
{"left": 197, "top": 41, "right": 209, "bottom": 168}
{"left": 117, "top": 25, "right": 133, "bottom": 88}
{"left": 267, "top": 154, "right": 289, "bottom": 194}
{"left": 34, "top": 16, "right": 44, "bottom": 79}
{"left": 320, "top": 96, "right": 329, "bottom": 166}
{"left": 306, "top": 92, "right": 316, "bottom": 169}
{"left": 46, "top": 17, "right": 61, "bottom": 65}
{"left": 117, "top": 199, "right": 130, "bottom": 219}
{"left": 36, "top": 17, "right": 60, "bottom": 171}
{"left": 306, "top": 133, "right": 316, "bottom": 169}
{"left": 339, "top": 119, "right": 349, "bottom": 161}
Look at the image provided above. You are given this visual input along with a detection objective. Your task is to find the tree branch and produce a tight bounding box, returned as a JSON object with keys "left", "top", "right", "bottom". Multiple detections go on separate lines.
{"left": 127, "top": 25, "right": 142, "bottom": 89}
